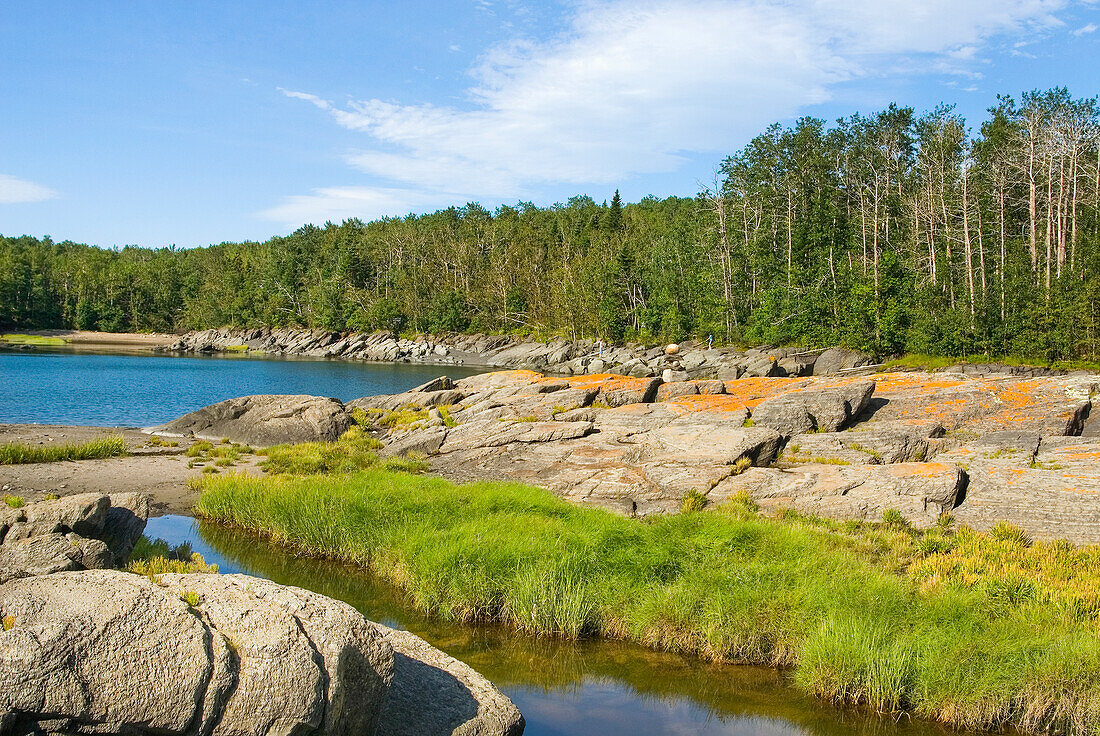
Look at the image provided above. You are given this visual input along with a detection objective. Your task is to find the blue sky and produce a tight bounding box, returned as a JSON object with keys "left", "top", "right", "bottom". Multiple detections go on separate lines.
{"left": 2, "top": 0, "right": 1098, "bottom": 248}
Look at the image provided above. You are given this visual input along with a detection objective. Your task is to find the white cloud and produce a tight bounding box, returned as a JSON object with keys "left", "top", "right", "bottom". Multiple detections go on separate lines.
{"left": 0, "top": 174, "right": 56, "bottom": 204}
{"left": 260, "top": 185, "right": 469, "bottom": 227}
{"left": 272, "top": 0, "right": 1071, "bottom": 222}
{"left": 1073, "top": 22, "right": 1098, "bottom": 33}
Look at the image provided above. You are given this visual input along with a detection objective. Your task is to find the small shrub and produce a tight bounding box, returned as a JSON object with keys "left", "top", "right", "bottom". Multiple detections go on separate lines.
{"left": 43, "top": 493, "right": 60, "bottom": 500}
{"left": 681, "top": 488, "right": 708, "bottom": 513}
{"left": 349, "top": 406, "right": 370, "bottom": 426}
{"left": 743, "top": 417, "right": 756, "bottom": 427}
{"left": 203, "top": 466, "right": 219, "bottom": 474}
{"left": 725, "top": 490, "right": 759, "bottom": 514}
{"left": 2, "top": 495, "right": 24, "bottom": 508}
{"left": 2, "top": 615, "right": 15, "bottom": 631}
{"left": 732, "top": 455, "right": 753, "bottom": 475}
{"left": 881, "top": 509, "right": 909, "bottom": 529}
{"left": 180, "top": 591, "right": 200, "bottom": 607}
{"left": 186, "top": 441, "right": 214, "bottom": 457}
{"left": 989, "top": 521, "right": 1033, "bottom": 547}
{"left": 437, "top": 405, "right": 458, "bottom": 427}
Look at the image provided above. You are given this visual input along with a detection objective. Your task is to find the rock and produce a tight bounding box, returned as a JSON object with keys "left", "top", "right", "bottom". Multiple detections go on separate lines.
{"left": 751, "top": 380, "right": 875, "bottom": 435}
{"left": 812, "top": 347, "right": 873, "bottom": 375}
{"left": 18, "top": 492, "right": 109, "bottom": 539}
{"left": 412, "top": 376, "right": 456, "bottom": 392}
{"left": 375, "top": 626, "right": 525, "bottom": 736}
{"left": 0, "top": 570, "right": 410, "bottom": 736}
{"left": 742, "top": 355, "right": 782, "bottom": 378}
{"left": 939, "top": 435, "right": 1100, "bottom": 543}
{"left": 440, "top": 420, "right": 594, "bottom": 452}
{"left": 0, "top": 571, "right": 224, "bottom": 735}
{"left": 711, "top": 462, "right": 962, "bottom": 528}
{"left": 152, "top": 394, "right": 353, "bottom": 447}
{"left": 384, "top": 426, "right": 449, "bottom": 457}
{"left": 0, "top": 533, "right": 85, "bottom": 583}
{"left": 100, "top": 492, "right": 150, "bottom": 562}
{"left": 656, "top": 381, "right": 698, "bottom": 401}
{"left": 665, "top": 343, "right": 680, "bottom": 355}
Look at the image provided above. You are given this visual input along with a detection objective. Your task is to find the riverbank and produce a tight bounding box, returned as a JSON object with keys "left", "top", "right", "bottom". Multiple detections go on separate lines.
{"left": 193, "top": 466, "right": 1100, "bottom": 735}
{"left": 1, "top": 330, "right": 176, "bottom": 350}
{"left": 164, "top": 326, "right": 1094, "bottom": 379}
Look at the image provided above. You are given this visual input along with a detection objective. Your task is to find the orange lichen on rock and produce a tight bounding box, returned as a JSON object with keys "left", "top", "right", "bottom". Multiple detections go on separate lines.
{"left": 564, "top": 373, "right": 653, "bottom": 394}
{"left": 663, "top": 393, "right": 752, "bottom": 415}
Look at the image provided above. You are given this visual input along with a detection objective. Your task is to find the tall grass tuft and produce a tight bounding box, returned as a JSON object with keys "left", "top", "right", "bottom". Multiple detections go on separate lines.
{"left": 0, "top": 435, "right": 127, "bottom": 464}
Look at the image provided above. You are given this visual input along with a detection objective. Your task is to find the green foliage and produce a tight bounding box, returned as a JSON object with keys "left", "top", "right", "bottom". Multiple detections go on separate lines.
{"left": 2, "top": 495, "right": 25, "bottom": 508}
{"left": 680, "top": 488, "right": 708, "bottom": 513}
{"left": 196, "top": 470, "right": 1100, "bottom": 734}
{"left": 126, "top": 535, "right": 219, "bottom": 576}
{"left": 1, "top": 89, "right": 1099, "bottom": 363}
{"left": 260, "top": 426, "right": 385, "bottom": 475}
{"left": 0, "top": 435, "right": 127, "bottom": 464}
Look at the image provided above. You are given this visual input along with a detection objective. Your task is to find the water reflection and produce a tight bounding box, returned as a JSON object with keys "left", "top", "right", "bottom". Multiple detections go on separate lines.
{"left": 145, "top": 516, "right": 970, "bottom": 736}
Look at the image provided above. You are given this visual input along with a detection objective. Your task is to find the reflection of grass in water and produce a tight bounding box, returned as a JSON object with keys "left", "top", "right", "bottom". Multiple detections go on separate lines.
{"left": 1, "top": 333, "right": 68, "bottom": 346}
{"left": 194, "top": 471, "right": 1100, "bottom": 735}
{"left": 193, "top": 517, "right": 915, "bottom": 736}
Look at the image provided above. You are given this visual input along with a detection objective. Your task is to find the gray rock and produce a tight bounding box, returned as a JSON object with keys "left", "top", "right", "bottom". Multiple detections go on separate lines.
{"left": 0, "top": 533, "right": 84, "bottom": 583}
{"left": 152, "top": 394, "right": 353, "bottom": 447}
{"left": 742, "top": 356, "right": 782, "bottom": 378}
{"left": 751, "top": 380, "right": 875, "bottom": 435}
{"left": 812, "top": 347, "right": 874, "bottom": 375}
{"left": 19, "top": 492, "right": 109, "bottom": 539}
{"left": 711, "top": 462, "right": 962, "bottom": 528}
{"left": 100, "top": 492, "right": 150, "bottom": 562}
{"left": 440, "top": 420, "right": 594, "bottom": 452}
{"left": 375, "top": 626, "right": 525, "bottom": 736}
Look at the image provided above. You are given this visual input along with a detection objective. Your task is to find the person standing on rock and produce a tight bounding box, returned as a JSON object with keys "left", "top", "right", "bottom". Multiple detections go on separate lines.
{"left": 597, "top": 339, "right": 604, "bottom": 357}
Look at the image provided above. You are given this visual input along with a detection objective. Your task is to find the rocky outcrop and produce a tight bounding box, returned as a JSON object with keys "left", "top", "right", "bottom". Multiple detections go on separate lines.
{"left": 164, "top": 328, "right": 883, "bottom": 378}
{"left": 342, "top": 368, "right": 1100, "bottom": 539}
{"left": 151, "top": 394, "right": 353, "bottom": 447}
{"left": 0, "top": 492, "right": 148, "bottom": 583}
{"left": 0, "top": 570, "right": 523, "bottom": 736}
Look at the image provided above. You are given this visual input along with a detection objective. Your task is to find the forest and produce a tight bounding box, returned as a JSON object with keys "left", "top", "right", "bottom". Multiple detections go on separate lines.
{"left": 2, "top": 88, "right": 1098, "bottom": 362}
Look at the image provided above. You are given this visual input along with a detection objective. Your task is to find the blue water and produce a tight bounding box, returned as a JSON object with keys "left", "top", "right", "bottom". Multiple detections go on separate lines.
{"left": 0, "top": 349, "right": 480, "bottom": 426}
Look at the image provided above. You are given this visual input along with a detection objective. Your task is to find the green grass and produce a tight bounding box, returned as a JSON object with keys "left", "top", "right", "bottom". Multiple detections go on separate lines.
{"left": 223, "top": 344, "right": 249, "bottom": 352}
{"left": 0, "top": 333, "right": 67, "bottom": 346}
{"left": 0, "top": 435, "right": 127, "bottom": 464}
{"left": 2, "top": 494, "right": 25, "bottom": 508}
{"left": 125, "top": 535, "right": 219, "bottom": 577}
{"left": 260, "top": 426, "right": 386, "bottom": 474}
{"left": 883, "top": 352, "right": 1100, "bottom": 373}
{"left": 195, "top": 470, "right": 1100, "bottom": 735}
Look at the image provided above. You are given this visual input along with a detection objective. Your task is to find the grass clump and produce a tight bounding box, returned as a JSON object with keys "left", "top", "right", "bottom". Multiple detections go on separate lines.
{"left": 195, "top": 469, "right": 1100, "bottom": 735}
{"left": 2, "top": 495, "right": 25, "bottom": 508}
{"left": 186, "top": 441, "right": 214, "bottom": 457}
{"left": 2, "top": 615, "right": 15, "bottom": 631}
{"left": 0, "top": 435, "right": 127, "bottom": 465}
{"left": 680, "top": 488, "right": 707, "bottom": 513}
{"left": 261, "top": 426, "right": 384, "bottom": 475}
{"left": 126, "top": 535, "right": 219, "bottom": 577}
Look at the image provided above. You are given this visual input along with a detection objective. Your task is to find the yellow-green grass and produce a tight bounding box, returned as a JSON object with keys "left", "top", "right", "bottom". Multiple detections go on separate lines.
{"left": 196, "top": 471, "right": 1100, "bottom": 735}
{"left": 0, "top": 333, "right": 68, "bottom": 346}
{"left": 882, "top": 353, "right": 1100, "bottom": 373}
{"left": 0, "top": 435, "right": 127, "bottom": 464}
{"left": 126, "top": 535, "right": 218, "bottom": 576}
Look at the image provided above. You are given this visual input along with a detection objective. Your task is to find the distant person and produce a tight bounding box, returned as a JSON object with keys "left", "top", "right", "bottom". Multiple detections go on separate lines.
{"left": 708, "top": 334, "right": 713, "bottom": 350}
{"left": 597, "top": 339, "right": 604, "bottom": 357}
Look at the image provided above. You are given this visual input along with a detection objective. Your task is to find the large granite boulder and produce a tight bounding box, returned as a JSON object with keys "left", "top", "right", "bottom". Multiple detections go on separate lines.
{"left": 0, "top": 570, "right": 524, "bottom": 736}
{"left": 812, "top": 347, "right": 874, "bottom": 375}
{"left": 152, "top": 394, "right": 353, "bottom": 447}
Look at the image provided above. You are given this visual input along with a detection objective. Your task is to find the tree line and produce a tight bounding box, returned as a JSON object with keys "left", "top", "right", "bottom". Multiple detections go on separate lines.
{"left": 2, "top": 88, "right": 1098, "bottom": 361}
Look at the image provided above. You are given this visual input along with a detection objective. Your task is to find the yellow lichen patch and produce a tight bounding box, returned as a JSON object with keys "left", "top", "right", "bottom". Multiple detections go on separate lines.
{"left": 663, "top": 394, "right": 751, "bottom": 415}
{"left": 564, "top": 374, "right": 654, "bottom": 395}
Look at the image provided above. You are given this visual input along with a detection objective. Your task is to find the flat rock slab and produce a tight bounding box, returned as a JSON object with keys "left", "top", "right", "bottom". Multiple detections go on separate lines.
{"left": 941, "top": 435, "right": 1100, "bottom": 543}
{"left": 152, "top": 394, "right": 353, "bottom": 447}
{"left": 711, "top": 462, "right": 962, "bottom": 528}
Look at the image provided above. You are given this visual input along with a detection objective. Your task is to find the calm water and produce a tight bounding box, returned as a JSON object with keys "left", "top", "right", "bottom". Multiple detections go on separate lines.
{"left": 147, "top": 515, "right": 971, "bottom": 736}
{"left": 0, "top": 349, "right": 480, "bottom": 426}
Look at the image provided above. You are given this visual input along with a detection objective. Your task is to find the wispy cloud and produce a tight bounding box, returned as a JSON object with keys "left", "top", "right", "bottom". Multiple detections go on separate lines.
{"left": 260, "top": 185, "right": 470, "bottom": 228}
{"left": 0, "top": 174, "right": 56, "bottom": 204}
{"left": 271, "top": 0, "right": 1071, "bottom": 224}
{"left": 1073, "top": 22, "right": 1098, "bottom": 34}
